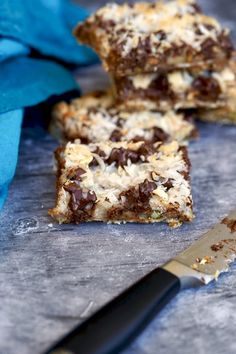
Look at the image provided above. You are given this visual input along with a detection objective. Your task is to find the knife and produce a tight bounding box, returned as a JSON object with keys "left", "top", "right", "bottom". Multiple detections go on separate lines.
{"left": 45, "top": 209, "right": 236, "bottom": 354}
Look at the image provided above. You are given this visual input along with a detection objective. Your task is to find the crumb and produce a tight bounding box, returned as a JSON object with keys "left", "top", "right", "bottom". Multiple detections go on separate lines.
{"left": 200, "top": 256, "right": 214, "bottom": 264}
{"left": 211, "top": 242, "right": 224, "bottom": 252}
{"left": 191, "top": 263, "right": 198, "bottom": 270}
{"left": 221, "top": 218, "right": 236, "bottom": 233}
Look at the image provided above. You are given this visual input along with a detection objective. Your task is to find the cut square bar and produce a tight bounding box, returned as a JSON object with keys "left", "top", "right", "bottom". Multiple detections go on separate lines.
{"left": 50, "top": 91, "right": 197, "bottom": 143}
{"left": 49, "top": 140, "right": 193, "bottom": 227}
{"left": 75, "top": 0, "right": 234, "bottom": 76}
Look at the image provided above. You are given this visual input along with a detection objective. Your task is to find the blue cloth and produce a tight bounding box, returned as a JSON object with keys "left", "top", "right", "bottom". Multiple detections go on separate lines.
{"left": 0, "top": 39, "right": 29, "bottom": 61}
{"left": 0, "top": 0, "right": 96, "bottom": 210}
{"left": 0, "top": 0, "right": 97, "bottom": 64}
{"left": 0, "top": 56, "right": 79, "bottom": 114}
{"left": 0, "top": 110, "right": 23, "bottom": 209}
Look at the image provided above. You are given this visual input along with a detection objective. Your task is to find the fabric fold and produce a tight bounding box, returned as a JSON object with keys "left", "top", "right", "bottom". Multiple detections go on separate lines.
{"left": 0, "top": 56, "right": 79, "bottom": 114}
{"left": 0, "top": 0, "right": 97, "bottom": 64}
{"left": 0, "top": 110, "right": 23, "bottom": 209}
{"left": 0, "top": 1, "right": 96, "bottom": 210}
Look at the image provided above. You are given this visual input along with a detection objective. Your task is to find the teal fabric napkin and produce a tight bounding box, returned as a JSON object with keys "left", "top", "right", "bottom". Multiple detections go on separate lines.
{"left": 0, "top": 110, "right": 23, "bottom": 209}
{"left": 0, "top": 0, "right": 97, "bottom": 210}
{"left": 0, "top": 56, "right": 79, "bottom": 114}
{"left": 0, "top": 0, "right": 97, "bottom": 65}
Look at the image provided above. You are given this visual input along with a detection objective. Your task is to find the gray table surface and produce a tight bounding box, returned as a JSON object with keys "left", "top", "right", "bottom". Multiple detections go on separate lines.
{"left": 1, "top": 1, "right": 236, "bottom": 354}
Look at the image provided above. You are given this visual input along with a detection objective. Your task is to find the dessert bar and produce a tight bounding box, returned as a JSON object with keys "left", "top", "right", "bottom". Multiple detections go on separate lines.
{"left": 75, "top": 0, "right": 233, "bottom": 76}
{"left": 50, "top": 91, "right": 197, "bottom": 143}
{"left": 49, "top": 140, "right": 193, "bottom": 227}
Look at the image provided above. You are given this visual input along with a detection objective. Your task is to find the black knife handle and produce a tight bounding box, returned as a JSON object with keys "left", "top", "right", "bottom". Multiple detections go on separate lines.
{"left": 46, "top": 268, "right": 180, "bottom": 354}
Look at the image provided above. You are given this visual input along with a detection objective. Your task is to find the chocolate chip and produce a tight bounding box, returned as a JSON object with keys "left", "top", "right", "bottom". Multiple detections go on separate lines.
{"left": 143, "top": 36, "right": 152, "bottom": 55}
{"left": 155, "top": 30, "right": 167, "bottom": 41}
{"left": 64, "top": 183, "right": 97, "bottom": 221}
{"left": 74, "top": 168, "right": 86, "bottom": 180}
{"left": 120, "top": 187, "right": 139, "bottom": 209}
{"left": 109, "top": 129, "right": 123, "bottom": 142}
{"left": 150, "top": 74, "right": 169, "bottom": 91}
{"left": 192, "top": 76, "right": 221, "bottom": 101}
{"left": 178, "top": 147, "right": 191, "bottom": 180}
{"left": 119, "top": 179, "right": 156, "bottom": 213}
{"left": 147, "top": 73, "right": 174, "bottom": 100}
{"left": 137, "top": 142, "right": 156, "bottom": 158}
{"left": 139, "top": 179, "right": 156, "bottom": 200}
{"left": 89, "top": 158, "right": 98, "bottom": 168}
{"left": 116, "top": 73, "right": 175, "bottom": 103}
{"left": 68, "top": 167, "right": 86, "bottom": 181}
{"left": 107, "top": 147, "right": 139, "bottom": 167}
{"left": 94, "top": 147, "right": 106, "bottom": 158}
{"left": 201, "top": 38, "right": 216, "bottom": 58}
{"left": 163, "top": 179, "right": 174, "bottom": 190}
{"left": 152, "top": 127, "right": 169, "bottom": 142}
{"left": 89, "top": 147, "right": 106, "bottom": 168}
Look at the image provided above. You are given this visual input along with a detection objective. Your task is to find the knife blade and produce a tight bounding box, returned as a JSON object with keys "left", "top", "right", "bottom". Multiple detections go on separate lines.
{"left": 164, "top": 209, "right": 236, "bottom": 287}
{"left": 45, "top": 209, "right": 236, "bottom": 354}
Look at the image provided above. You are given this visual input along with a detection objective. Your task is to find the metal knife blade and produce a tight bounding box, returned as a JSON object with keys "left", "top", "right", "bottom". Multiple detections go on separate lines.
{"left": 163, "top": 209, "right": 236, "bottom": 287}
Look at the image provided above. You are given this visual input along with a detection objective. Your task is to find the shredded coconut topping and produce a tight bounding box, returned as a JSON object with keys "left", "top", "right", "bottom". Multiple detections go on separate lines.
{"left": 75, "top": 0, "right": 231, "bottom": 74}
{"left": 49, "top": 140, "right": 193, "bottom": 225}
{"left": 51, "top": 91, "right": 195, "bottom": 143}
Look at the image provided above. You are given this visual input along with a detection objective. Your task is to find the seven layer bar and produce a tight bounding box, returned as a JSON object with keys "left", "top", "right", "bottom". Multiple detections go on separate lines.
{"left": 75, "top": 0, "right": 233, "bottom": 76}
{"left": 49, "top": 0, "right": 236, "bottom": 226}
{"left": 75, "top": 0, "right": 236, "bottom": 124}
{"left": 50, "top": 91, "right": 197, "bottom": 144}
{"left": 49, "top": 140, "right": 193, "bottom": 227}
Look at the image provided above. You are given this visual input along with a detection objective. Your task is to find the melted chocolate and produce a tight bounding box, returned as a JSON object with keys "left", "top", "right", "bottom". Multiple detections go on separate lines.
{"left": 68, "top": 167, "right": 86, "bottom": 181}
{"left": 116, "top": 73, "right": 174, "bottom": 102}
{"left": 139, "top": 179, "right": 157, "bottom": 200}
{"left": 152, "top": 127, "right": 169, "bottom": 142}
{"left": 109, "top": 129, "right": 123, "bottom": 142}
{"left": 64, "top": 183, "right": 97, "bottom": 221}
{"left": 107, "top": 179, "right": 157, "bottom": 220}
{"left": 138, "top": 142, "right": 156, "bottom": 158}
{"left": 89, "top": 147, "right": 106, "bottom": 168}
{"left": 107, "top": 147, "right": 139, "bottom": 167}
{"left": 192, "top": 76, "right": 221, "bottom": 101}
{"left": 163, "top": 178, "right": 174, "bottom": 190}
{"left": 120, "top": 179, "right": 156, "bottom": 212}
{"left": 201, "top": 38, "right": 217, "bottom": 58}
{"left": 178, "top": 147, "right": 191, "bottom": 180}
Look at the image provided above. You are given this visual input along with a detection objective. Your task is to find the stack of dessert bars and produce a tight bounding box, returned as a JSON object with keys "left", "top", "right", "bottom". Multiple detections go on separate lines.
{"left": 49, "top": 0, "right": 235, "bottom": 227}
